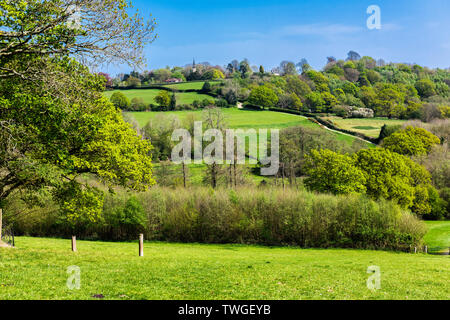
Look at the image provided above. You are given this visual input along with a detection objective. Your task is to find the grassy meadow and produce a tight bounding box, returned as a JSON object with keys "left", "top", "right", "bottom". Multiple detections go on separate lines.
{"left": 128, "top": 109, "right": 361, "bottom": 146}
{"left": 163, "top": 81, "right": 222, "bottom": 90}
{"left": 424, "top": 221, "right": 450, "bottom": 251}
{"left": 322, "top": 116, "right": 406, "bottom": 138}
{"left": 104, "top": 89, "right": 213, "bottom": 105}
{"left": 0, "top": 237, "right": 448, "bottom": 300}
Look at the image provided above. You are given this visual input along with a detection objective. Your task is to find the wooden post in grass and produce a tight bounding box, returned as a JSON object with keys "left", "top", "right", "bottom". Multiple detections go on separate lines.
{"left": 71, "top": 236, "right": 77, "bottom": 252}
{"left": 414, "top": 247, "right": 417, "bottom": 254}
{"left": 425, "top": 246, "right": 428, "bottom": 254}
{"left": 139, "top": 234, "right": 144, "bottom": 257}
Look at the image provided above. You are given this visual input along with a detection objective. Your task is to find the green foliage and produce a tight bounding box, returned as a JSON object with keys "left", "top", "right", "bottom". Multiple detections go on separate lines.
{"left": 415, "top": 79, "right": 436, "bottom": 98}
{"left": 382, "top": 126, "right": 441, "bottom": 156}
{"left": 285, "top": 75, "right": 312, "bottom": 98}
{"left": 305, "top": 70, "right": 329, "bottom": 87}
{"left": 305, "top": 150, "right": 366, "bottom": 194}
{"left": 320, "top": 91, "right": 338, "bottom": 110}
{"left": 1, "top": 57, "right": 155, "bottom": 225}
{"left": 304, "top": 147, "right": 435, "bottom": 215}
{"left": 354, "top": 148, "right": 432, "bottom": 211}
{"left": 130, "top": 97, "right": 147, "bottom": 111}
{"left": 110, "top": 92, "right": 131, "bottom": 109}
{"left": 248, "top": 85, "right": 278, "bottom": 108}
{"left": 155, "top": 90, "right": 171, "bottom": 108}
{"left": 374, "top": 86, "right": 406, "bottom": 118}
{"left": 378, "top": 124, "right": 402, "bottom": 140}
{"left": 201, "top": 81, "right": 212, "bottom": 93}
{"left": 305, "top": 92, "right": 325, "bottom": 112}
{"left": 10, "top": 187, "right": 427, "bottom": 250}
{"left": 203, "top": 69, "right": 225, "bottom": 80}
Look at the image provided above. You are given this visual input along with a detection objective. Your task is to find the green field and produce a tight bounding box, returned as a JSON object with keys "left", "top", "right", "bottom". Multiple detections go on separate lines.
{"left": 104, "top": 89, "right": 213, "bottom": 105}
{"left": 129, "top": 109, "right": 363, "bottom": 147}
{"left": 163, "top": 81, "right": 222, "bottom": 90}
{"left": 323, "top": 116, "right": 406, "bottom": 138}
{"left": 0, "top": 237, "right": 448, "bottom": 300}
{"left": 424, "top": 221, "right": 450, "bottom": 249}
{"left": 128, "top": 109, "right": 318, "bottom": 129}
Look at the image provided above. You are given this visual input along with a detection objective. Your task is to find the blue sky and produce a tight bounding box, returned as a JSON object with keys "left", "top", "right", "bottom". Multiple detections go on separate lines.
{"left": 104, "top": 0, "right": 450, "bottom": 75}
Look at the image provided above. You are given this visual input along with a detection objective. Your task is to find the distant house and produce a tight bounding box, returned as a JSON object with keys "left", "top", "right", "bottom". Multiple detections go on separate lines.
{"left": 165, "top": 78, "right": 183, "bottom": 83}
{"left": 270, "top": 68, "right": 280, "bottom": 76}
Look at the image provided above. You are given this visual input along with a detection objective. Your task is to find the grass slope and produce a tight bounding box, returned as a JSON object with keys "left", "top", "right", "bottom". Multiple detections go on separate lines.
{"left": 424, "top": 221, "right": 450, "bottom": 248}
{"left": 323, "top": 116, "right": 406, "bottom": 138}
{"left": 104, "top": 89, "right": 213, "bottom": 105}
{"left": 163, "top": 81, "right": 222, "bottom": 90}
{"left": 128, "top": 109, "right": 318, "bottom": 130}
{"left": 0, "top": 237, "right": 448, "bottom": 300}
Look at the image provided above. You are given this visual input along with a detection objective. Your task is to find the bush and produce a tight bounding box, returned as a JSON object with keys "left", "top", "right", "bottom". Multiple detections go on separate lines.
{"left": 130, "top": 97, "right": 147, "bottom": 111}
{"left": 8, "top": 187, "right": 427, "bottom": 250}
{"left": 110, "top": 92, "right": 130, "bottom": 110}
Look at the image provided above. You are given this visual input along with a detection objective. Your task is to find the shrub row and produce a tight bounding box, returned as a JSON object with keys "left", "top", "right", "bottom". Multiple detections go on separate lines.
{"left": 10, "top": 187, "right": 426, "bottom": 250}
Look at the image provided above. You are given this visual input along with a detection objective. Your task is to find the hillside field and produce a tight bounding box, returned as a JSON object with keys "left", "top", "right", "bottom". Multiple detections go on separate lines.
{"left": 0, "top": 237, "right": 448, "bottom": 300}
{"left": 127, "top": 109, "right": 361, "bottom": 146}
{"left": 322, "top": 116, "right": 407, "bottom": 138}
{"left": 104, "top": 89, "right": 213, "bottom": 105}
{"left": 424, "top": 221, "right": 450, "bottom": 251}
{"left": 163, "top": 81, "right": 222, "bottom": 90}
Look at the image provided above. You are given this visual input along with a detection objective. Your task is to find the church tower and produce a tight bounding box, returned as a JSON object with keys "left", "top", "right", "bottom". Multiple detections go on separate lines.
{"left": 192, "top": 58, "right": 197, "bottom": 73}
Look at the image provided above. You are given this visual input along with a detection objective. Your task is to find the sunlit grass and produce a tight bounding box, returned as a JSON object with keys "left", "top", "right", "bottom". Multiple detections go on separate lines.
{"left": 0, "top": 237, "right": 448, "bottom": 300}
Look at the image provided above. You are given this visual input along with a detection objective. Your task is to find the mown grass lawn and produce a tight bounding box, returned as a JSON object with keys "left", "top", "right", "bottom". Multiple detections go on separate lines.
{"left": 104, "top": 89, "right": 213, "bottom": 105}
{"left": 0, "top": 237, "right": 448, "bottom": 300}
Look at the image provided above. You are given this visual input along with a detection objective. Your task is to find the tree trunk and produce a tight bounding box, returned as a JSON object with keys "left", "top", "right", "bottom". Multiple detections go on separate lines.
{"left": 182, "top": 162, "right": 187, "bottom": 188}
{"left": 0, "top": 208, "right": 2, "bottom": 241}
{"left": 212, "top": 163, "right": 217, "bottom": 189}
{"left": 233, "top": 162, "right": 237, "bottom": 188}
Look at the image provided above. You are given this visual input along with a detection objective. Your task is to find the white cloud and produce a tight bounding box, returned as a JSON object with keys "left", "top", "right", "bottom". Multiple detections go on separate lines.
{"left": 280, "top": 24, "right": 362, "bottom": 36}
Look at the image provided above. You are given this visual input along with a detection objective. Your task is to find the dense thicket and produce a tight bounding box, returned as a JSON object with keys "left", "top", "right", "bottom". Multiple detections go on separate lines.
{"left": 6, "top": 187, "right": 426, "bottom": 250}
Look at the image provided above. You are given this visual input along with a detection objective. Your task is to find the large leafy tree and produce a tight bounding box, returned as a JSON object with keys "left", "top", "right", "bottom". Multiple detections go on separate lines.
{"left": 382, "top": 126, "right": 441, "bottom": 156}
{"left": 304, "top": 149, "right": 366, "bottom": 195}
{"left": 0, "top": 0, "right": 157, "bottom": 225}
{"left": 248, "top": 85, "right": 278, "bottom": 109}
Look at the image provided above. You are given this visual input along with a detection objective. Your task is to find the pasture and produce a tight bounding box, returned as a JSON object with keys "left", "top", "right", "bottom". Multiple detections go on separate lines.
{"left": 163, "top": 81, "right": 222, "bottom": 90}
{"left": 424, "top": 221, "right": 450, "bottom": 249}
{"left": 104, "top": 89, "right": 213, "bottom": 105}
{"left": 322, "top": 116, "right": 406, "bottom": 138}
{"left": 128, "top": 109, "right": 318, "bottom": 129}
{"left": 0, "top": 237, "right": 448, "bottom": 300}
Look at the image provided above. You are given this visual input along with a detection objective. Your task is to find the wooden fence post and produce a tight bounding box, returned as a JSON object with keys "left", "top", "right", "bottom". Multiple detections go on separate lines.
{"left": 71, "top": 236, "right": 77, "bottom": 252}
{"left": 425, "top": 246, "right": 428, "bottom": 254}
{"left": 139, "top": 234, "right": 144, "bottom": 257}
